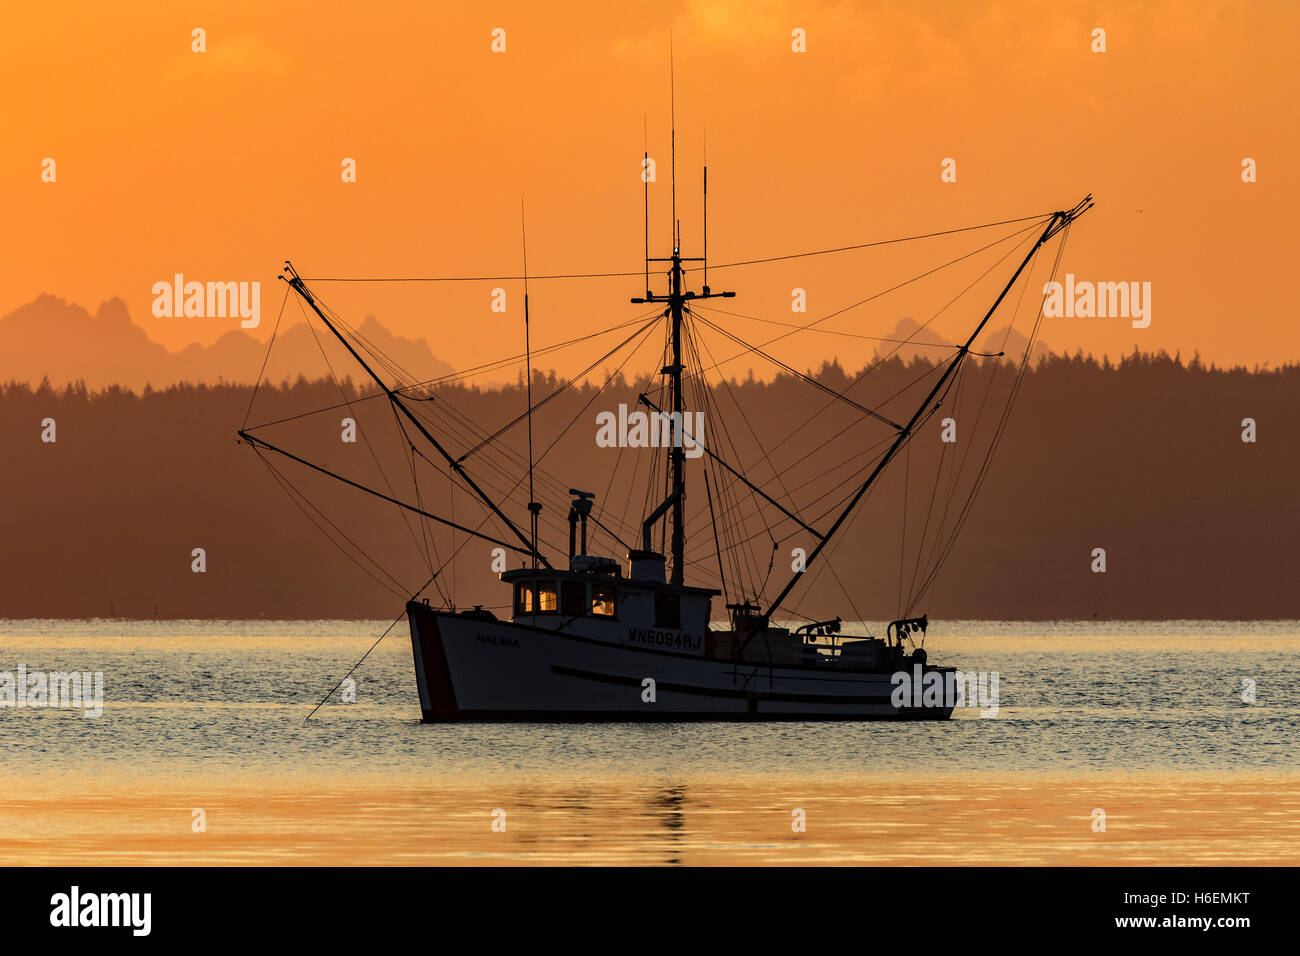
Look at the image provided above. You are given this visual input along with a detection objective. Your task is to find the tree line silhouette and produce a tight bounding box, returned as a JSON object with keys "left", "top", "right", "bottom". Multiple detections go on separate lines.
{"left": 3, "top": 350, "right": 1296, "bottom": 620}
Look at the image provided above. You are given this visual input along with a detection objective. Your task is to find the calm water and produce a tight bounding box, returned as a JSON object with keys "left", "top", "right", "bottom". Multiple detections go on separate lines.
{"left": 1, "top": 620, "right": 1297, "bottom": 865}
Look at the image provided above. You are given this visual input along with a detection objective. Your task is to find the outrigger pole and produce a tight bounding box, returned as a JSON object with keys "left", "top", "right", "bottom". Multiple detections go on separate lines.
{"left": 276, "top": 262, "right": 552, "bottom": 569}
{"left": 751, "top": 196, "right": 1093, "bottom": 636}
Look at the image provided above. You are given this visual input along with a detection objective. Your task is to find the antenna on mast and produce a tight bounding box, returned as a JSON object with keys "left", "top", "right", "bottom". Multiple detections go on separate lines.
{"left": 669, "top": 34, "right": 676, "bottom": 251}
{"left": 626, "top": 44, "right": 737, "bottom": 586}
{"left": 521, "top": 199, "right": 540, "bottom": 569}
{"left": 703, "top": 131, "right": 709, "bottom": 294}
{"left": 643, "top": 115, "right": 650, "bottom": 297}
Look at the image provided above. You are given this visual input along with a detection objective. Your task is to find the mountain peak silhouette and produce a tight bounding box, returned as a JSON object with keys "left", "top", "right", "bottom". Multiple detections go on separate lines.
{"left": 0, "top": 295, "right": 453, "bottom": 391}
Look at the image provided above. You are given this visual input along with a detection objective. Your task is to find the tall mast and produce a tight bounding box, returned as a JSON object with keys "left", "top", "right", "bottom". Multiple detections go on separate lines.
{"left": 669, "top": 248, "right": 685, "bottom": 583}
{"left": 632, "top": 248, "right": 734, "bottom": 585}
{"left": 630, "top": 45, "right": 738, "bottom": 585}
{"left": 668, "top": 47, "right": 680, "bottom": 582}
{"left": 521, "top": 201, "right": 540, "bottom": 570}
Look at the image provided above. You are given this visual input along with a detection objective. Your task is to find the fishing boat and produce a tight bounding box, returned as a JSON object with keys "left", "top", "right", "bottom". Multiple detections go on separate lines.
{"left": 237, "top": 140, "right": 1091, "bottom": 721}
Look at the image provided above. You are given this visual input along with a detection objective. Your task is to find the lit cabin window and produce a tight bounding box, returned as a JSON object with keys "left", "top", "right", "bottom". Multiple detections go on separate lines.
{"left": 560, "top": 579, "right": 587, "bottom": 617}
{"left": 591, "top": 583, "right": 616, "bottom": 617}
{"left": 514, "top": 579, "right": 558, "bottom": 613}
{"left": 536, "top": 579, "right": 558, "bottom": 613}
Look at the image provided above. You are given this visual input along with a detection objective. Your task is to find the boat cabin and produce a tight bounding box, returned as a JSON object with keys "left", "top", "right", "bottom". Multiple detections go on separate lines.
{"left": 500, "top": 549, "right": 718, "bottom": 648}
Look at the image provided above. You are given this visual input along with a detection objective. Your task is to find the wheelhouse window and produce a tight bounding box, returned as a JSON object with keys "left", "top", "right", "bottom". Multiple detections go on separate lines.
{"left": 514, "top": 579, "right": 558, "bottom": 614}
{"left": 561, "top": 579, "right": 587, "bottom": 617}
{"left": 591, "top": 583, "right": 616, "bottom": 618}
{"left": 654, "top": 590, "right": 681, "bottom": 629}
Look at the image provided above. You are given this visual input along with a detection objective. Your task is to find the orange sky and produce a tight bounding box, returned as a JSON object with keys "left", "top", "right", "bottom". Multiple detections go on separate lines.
{"left": 3, "top": 0, "right": 1296, "bottom": 381}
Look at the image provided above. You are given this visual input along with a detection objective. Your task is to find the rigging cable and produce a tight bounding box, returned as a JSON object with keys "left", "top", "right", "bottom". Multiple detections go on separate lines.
{"left": 689, "top": 219, "right": 1047, "bottom": 482}
{"left": 687, "top": 216, "right": 1050, "bottom": 379}
{"left": 298, "top": 212, "right": 1053, "bottom": 283}
{"left": 303, "top": 568, "right": 441, "bottom": 722}
{"left": 243, "top": 313, "right": 656, "bottom": 432}
{"left": 905, "top": 223, "right": 1072, "bottom": 614}
{"left": 251, "top": 447, "right": 409, "bottom": 598}
{"left": 296, "top": 294, "right": 443, "bottom": 580}
{"left": 241, "top": 284, "right": 289, "bottom": 430}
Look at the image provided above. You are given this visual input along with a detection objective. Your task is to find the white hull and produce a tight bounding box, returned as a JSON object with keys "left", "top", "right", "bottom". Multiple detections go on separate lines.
{"left": 407, "top": 602, "right": 953, "bottom": 722}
